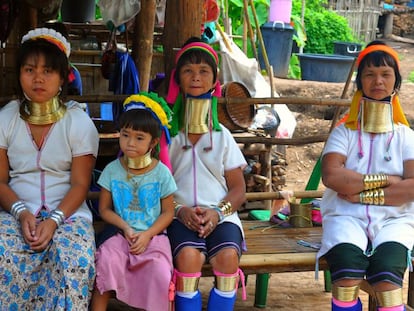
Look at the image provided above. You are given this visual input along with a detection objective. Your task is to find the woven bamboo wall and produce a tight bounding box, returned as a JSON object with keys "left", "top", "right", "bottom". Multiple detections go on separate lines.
{"left": 329, "top": 0, "right": 382, "bottom": 42}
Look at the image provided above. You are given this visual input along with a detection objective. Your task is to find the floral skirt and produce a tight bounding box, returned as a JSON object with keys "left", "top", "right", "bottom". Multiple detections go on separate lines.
{"left": 0, "top": 212, "right": 96, "bottom": 310}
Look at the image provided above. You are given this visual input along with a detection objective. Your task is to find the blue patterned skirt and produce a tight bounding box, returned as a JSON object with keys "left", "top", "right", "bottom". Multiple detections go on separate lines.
{"left": 0, "top": 212, "right": 95, "bottom": 310}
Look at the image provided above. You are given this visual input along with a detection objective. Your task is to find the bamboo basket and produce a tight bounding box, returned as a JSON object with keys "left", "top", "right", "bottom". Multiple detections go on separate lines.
{"left": 219, "top": 82, "right": 255, "bottom": 132}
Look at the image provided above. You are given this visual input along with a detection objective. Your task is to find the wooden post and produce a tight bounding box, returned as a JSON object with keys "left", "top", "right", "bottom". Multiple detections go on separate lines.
{"left": 133, "top": 0, "right": 157, "bottom": 92}
{"left": 162, "top": 0, "right": 203, "bottom": 96}
{"left": 383, "top": 13, "right": 394, "bottom": 38}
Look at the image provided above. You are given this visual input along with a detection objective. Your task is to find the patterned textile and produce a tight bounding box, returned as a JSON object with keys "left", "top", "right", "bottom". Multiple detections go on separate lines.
{"left": 0, "top": 211, "right": 95, "bottom": 310}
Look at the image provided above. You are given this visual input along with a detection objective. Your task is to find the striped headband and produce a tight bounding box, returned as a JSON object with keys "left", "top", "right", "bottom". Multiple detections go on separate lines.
{"left": 22, "top": 28, "right": 71, "bottom": 58}
{"left": 123, "top": 93, "right": 171, "bottom": 128}
{"left": 356, "top": 44, "right": 399, "bottom": 68}
{"left": 175, "top": 41, "right": 219, "bottom": 65}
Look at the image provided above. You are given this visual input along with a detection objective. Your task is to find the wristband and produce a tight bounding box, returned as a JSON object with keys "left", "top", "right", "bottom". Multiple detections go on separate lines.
{"left": 359, "top": 189, "right": 385, "bottom": 205}
{"left": 363, "top": 173, "right": 388, "bottom": 190}
{"left": 217, "top": 200, "right": 233, "bottom": 217}
{"left": 10, "top": 200, "right": 28, "bottom": 220}
{"left": 49, "top": 208, "right": 65, "bottom": 227}
{"left": 174, "top": 203, "right": 184, "bottom": 217}
{"left": 213, "top": 206, "right": 224, "bottom": 222}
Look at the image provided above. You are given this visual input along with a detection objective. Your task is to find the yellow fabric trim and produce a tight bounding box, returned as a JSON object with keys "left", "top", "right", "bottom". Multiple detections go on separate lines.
{"left": 123, "top": 94, "right": 171, "bottom": 128}
{"left": 344, "top": 90, "right": 409, "bottom": 130}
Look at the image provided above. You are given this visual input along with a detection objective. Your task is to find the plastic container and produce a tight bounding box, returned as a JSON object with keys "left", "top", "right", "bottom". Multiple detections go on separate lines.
{"left": 259, "top": 22, "right": 294, "bottom": 78}
{"left": 333, "top": 41, "right": 362, "bottom": 58}
{"left": 61, "top": 0, "right": 96, "bottom": 23}
{"left": 268, "top": 0, "right": 293, "bottom": 23}
{"left": 298, "top": 53, "right": 355, "bottom": 83}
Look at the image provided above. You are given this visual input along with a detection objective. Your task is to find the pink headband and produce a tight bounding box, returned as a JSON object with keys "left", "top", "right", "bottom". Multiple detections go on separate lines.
{"left": 166, "top": 41, "right": 221, "bottom": 104}
{"left": 174, "top": 42, "right": 219, "bottom": 65}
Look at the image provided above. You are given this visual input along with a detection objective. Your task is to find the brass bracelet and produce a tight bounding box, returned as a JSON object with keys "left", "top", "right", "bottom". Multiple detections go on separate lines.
{"left": 174, "top": 201, "right": 183, "bottom": 217}
{"left": 363, "top": 173, "right": 389, "bottom": 190}
{"left": 378, "top": 188, "right": 385, "bottom": 205}
{"left": 218, "top": 200, "right": 233, "bottom": 217}
{"left": 360, "top": 189, "right": 385, "bottom": 206}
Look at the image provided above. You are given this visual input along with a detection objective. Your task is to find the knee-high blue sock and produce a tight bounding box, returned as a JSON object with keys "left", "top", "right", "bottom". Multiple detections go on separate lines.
{"left": 175, "top": 290, "right": 202, "bottom": 311}
{"left": 207, "top": 288, "right": 237, "bottom": 311}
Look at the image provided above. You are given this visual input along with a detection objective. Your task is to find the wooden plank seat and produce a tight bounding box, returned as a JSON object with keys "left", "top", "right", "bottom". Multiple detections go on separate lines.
{"left": 232, "top": 221, "right": 414, "bottom": 309}
{"left": 89, "top": 191, "right": 414, "bottom": 309}
{"left": 218, "top": 220, "right": 327, "bottom": 307}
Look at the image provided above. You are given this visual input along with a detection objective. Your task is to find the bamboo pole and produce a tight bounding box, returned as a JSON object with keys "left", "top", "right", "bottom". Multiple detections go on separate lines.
{"left": 328, "top": 57, "right": 357, "bottom": 133}
{"left": 248, "top": 0, "right": 275, "bottom": 97}
{"left": 0, "top": 95, "right": 351, "bottom": 107}
{"left": 245, "top": 190, "right": 323, "bottom": 201}
{"left": 87, "top": 190, "right": 323, "bottom": 201}
{"left": 242, "top": 0, "right": 259, "bottom": 62}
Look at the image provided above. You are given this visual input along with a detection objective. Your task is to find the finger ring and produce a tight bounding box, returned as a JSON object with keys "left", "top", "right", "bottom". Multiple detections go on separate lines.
{"left": 187, "top": 221, "right": 191, "bottom": 226}
{"left": 209, "top": 221, "right": 213, "bottom": 228}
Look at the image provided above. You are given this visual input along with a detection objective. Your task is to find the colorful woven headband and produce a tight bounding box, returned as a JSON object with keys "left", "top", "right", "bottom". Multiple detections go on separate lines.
{"left": 175, "top": 41, "right": 219, "bottom": 65}
{"left": 356, "top": 44, "right": 399, "bottom": 68}
{"left": 22, "top": 28, "right": 71, "bottom": 58}
{"left": 166, "top": 41, "right": 221, "bottom": 104}
{"left": 123, "top": 92, "right": 172, "bottom": 144}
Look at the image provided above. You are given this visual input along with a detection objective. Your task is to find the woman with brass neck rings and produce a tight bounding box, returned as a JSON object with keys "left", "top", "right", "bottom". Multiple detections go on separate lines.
{"left": 317, "top": 41, "right": 414, "bottom": 311}
{"left": 0, "top": 28, "right": 99, "bottom": 309}
{"left": 166, "top": 38, "right": 247, "bottom": 311}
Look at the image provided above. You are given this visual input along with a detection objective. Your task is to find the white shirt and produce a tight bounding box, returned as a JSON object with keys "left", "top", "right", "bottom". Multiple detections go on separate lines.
{"left": 0, "top": 100, "right": 99, "bottom": 221}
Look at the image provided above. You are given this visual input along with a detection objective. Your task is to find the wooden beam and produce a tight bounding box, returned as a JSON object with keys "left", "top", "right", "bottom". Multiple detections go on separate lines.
{"left": 162, "top": 0, "right": 203, "bottom": 96}
{"left": 134, "top": 0, "right": 157, "bottom": 91}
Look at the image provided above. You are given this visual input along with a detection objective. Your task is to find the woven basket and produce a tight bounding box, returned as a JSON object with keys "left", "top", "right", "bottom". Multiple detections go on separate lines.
{"left": 219, "top": 82, "right": 255, "bottom": 132}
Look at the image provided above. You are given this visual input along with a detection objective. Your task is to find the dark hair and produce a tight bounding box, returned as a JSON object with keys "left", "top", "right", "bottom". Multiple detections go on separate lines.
{"left": 118, "top": 109, "right": 161, "bottom": 140}
{"left": 174, "top": 37, "right": 218, "bottom": 86}
{"left": 355, "top": 40, "right": 401, "bottom": 91}
{"left": 16, "top": 38, "right": 69, "bottom": 96}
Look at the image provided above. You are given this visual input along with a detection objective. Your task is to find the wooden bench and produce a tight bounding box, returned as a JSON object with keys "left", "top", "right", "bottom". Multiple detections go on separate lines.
{"left": 90, "top": 189, "right": 414, "bottom": 309}
{"left": 207, "top": 220, "right": 328, "bottom": 308}
{"left": 206, "top": 220, "right": 414, "bottom": 310}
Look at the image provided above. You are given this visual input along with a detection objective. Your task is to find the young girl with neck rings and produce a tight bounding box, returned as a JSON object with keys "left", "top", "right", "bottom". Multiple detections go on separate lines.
{"left": 91, "top": 92, "right": 177, "bottom": 311}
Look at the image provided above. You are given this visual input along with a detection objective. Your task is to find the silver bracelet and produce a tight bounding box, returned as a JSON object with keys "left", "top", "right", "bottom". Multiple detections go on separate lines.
{"left": 10, "top": 201, "right": 27, "bottom": 220}
{"left": 49, "top": 208, "right": 65, "bottom": 227}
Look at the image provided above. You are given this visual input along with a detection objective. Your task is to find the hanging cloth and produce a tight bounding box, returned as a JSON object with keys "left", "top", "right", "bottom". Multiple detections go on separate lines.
{"left": 110, "top": 51, "right": 140, "bottom": 123}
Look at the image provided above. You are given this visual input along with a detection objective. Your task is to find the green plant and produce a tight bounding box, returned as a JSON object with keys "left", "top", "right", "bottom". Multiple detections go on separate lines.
{"left": 292, "top": 0, "right": 356, "bottom": 54}
{"left": 409, "top": 71, "right": 414, "bottom": 83}
{"left": 220, "top": 0, "right": 270, "bottom": 58}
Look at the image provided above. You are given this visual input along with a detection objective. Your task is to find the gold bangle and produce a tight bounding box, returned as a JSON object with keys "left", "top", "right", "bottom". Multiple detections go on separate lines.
{"left": 174, "top": 201, "right": 184, "bottom": 217}
{"left": 218, "top": 200, "right": 233, "bottom": 217}
{"left": 363, "top": 173, "right": 389, "bottom": 190}
{"left": 378, "top": 188, "right": 385, "bottom": 205}
{"left": 373, "top": 189, "right": 379, "bottom": 205}
{"left": 360, "top": 189, "right": 385, "bottom": 205}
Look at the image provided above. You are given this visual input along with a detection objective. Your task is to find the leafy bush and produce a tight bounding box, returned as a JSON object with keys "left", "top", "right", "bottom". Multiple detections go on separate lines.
{"left": 292, "top": 0, "right": 356, "bottom": 54}
{"left": 222, "top": 0, "right": 269, "bottom": 58}
{"left": 409, "top": 71, "right": 414, "bottom": 83}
